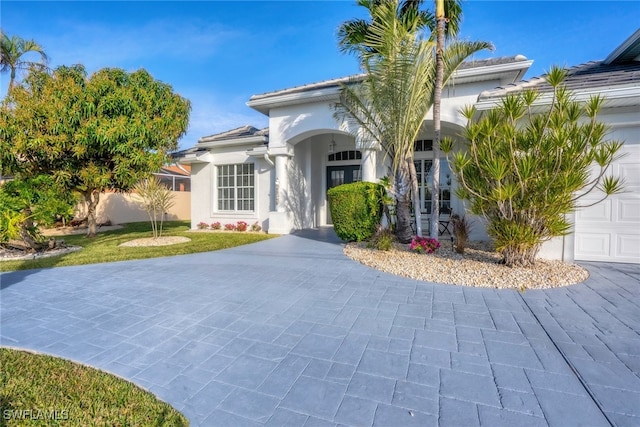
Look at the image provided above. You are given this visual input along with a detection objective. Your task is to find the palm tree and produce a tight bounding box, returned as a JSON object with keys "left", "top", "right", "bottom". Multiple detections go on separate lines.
{"left": 1, "top": 30, "right": 48, "bottom": 92}
{"left": 336, "top": 0, "right": 490, "bottom": 242}
{"left": 430, "top": 0, "right": 447, "bottom": 239}
{"left": 335, "top": 0, "right": 433, "bottom": 242}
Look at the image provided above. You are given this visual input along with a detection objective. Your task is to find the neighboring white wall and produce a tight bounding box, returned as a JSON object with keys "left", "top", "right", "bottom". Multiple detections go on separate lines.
{"left": 76, "top": 191, "right": 190, "bottom": 224}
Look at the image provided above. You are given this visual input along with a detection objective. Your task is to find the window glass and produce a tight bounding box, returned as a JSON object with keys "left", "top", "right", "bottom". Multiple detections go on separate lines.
{"left": 414, "top": 158, "right": 451, "bottom": 214}
{"left": 216, "top": 163, "right": 255, "bottom": 211}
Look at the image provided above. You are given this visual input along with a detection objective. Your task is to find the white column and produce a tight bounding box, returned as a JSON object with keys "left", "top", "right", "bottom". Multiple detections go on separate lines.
{"left": 275, "top": 155, "right": 288, "bottom": 212}
{"left": 361, "top": 148, "right": 378, "bottom": 183}
{"left": 356, "top": 129, "right": 379, "bottom": 183}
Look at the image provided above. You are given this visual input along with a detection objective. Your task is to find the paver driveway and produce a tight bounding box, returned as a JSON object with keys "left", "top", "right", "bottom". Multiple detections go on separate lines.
{"left": 1, "top": 230, "right": 639, "bottom": 426}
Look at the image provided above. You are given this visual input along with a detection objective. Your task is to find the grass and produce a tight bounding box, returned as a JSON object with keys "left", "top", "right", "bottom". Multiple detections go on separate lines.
{"left": 0, "top": 348, "right": 188, "bottom": 426}
{"left": 0, "top": 221, "right": 277, "bottom": 272}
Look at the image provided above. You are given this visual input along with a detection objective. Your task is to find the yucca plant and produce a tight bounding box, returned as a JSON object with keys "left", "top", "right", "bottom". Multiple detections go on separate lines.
{"left": 450, "top": 211, "right": 472, "bottom": 254}
{"left": 442, "top": 66, "right": 623, "bottom": 267}
{"left": 132, "top": 176, "right": 175, "bottom": 239}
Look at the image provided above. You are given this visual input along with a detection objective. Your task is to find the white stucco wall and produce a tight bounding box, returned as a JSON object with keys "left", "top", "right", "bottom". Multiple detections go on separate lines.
{"left": 187, "top": 148, "right": 273, "bottom": 231}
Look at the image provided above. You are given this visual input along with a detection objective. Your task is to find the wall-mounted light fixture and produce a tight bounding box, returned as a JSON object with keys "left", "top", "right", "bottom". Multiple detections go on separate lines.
{"left": 329, "top": 135, "right": 337, "bottom": 154}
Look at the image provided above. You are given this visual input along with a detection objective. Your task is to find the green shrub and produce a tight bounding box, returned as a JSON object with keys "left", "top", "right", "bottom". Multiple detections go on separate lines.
{"left": 368, "top": 227, "right": 395, "bottom": 251}
{"left": 327, "top": 181, "right": 384, "bottom": 241}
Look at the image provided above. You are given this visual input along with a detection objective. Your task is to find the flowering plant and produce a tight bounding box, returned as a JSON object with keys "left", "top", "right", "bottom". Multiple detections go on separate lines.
{"left": 409, "top": 236, "right": 440, "bottom": 254}
{"left": 211, "top": 222, "right": 221, "bottom": 230}
{"left": 224, "top": 223, "right": 236, "bottom": 231}
{"left": 251, "top": 221, "right": 262, "bottom": 232}
{"left": 197, "top": 222, "right": 209, "bottom": 230}
{"left": 236, "top": 221, "right": 248, "bottom": 232}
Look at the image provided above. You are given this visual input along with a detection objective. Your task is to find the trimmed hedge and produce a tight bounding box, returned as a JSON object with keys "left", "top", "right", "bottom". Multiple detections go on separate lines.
{"left": 327, "top": 181, "right": 384, "bottom": 241}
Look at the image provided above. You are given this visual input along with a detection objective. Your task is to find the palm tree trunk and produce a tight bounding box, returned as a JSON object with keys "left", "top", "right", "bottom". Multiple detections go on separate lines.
{"left": 394, "top": 165, "right": 414, "bottom": 243}
{"left": 430, "top": 0, "right": 446, "bottom": 239}
{"left": 408, "top": 159, "right": 422, "bottom": 236}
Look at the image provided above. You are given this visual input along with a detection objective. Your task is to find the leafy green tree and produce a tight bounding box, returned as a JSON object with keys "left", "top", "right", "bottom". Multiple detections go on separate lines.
{"left": 132, "top": 176, "right": 175, "bottom": 239}
{"left": 335, "top": 0, "right": 489, "bottom": 242}
{"left": 0, "top": 30, "right": 48, "bottom": 92}
{"left": 0, "top": 176, "right": 76, "bottom": 251}
{"left": 0, "top": 64, "right": 190, "bottom": 237}
{"left": 442, "top": 67, "right": 623, "bottom": 267}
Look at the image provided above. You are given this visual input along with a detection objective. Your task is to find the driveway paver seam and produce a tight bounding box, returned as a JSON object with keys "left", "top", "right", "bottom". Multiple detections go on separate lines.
{"left": 517, "top": 291, "right": 615, "bottom": 427}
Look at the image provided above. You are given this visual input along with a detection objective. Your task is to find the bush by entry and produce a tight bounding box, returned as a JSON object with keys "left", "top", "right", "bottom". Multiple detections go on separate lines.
{"left": 328, "top": 181, "right": 384, "bottom": 242}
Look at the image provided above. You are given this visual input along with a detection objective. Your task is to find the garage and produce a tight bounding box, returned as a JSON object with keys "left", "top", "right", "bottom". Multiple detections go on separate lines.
{"left": 574, "top": 142, "right": 640, "bottom": 263}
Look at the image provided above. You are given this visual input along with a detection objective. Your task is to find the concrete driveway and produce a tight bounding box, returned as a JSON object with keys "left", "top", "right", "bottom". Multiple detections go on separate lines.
{"left": 1, "top": 231, "right": 639, "bottom": 426}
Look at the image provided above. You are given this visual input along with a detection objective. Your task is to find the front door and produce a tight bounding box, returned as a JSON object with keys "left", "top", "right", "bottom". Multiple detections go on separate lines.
{"left": 326, "top": 165, "right": 361, "bottom": 224}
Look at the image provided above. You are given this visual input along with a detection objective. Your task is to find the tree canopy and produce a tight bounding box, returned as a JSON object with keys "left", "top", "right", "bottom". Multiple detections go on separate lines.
{"left": 0, "top": 64, "right": 191, "bottom": 237}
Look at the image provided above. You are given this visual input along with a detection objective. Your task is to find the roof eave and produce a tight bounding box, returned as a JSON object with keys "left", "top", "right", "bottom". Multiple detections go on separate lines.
{"left": 247, "top": 59, "right": 533, "bottom": 115}
{"left": 197, "top": 135, "right": 268, "bottom": 148}
{"left": 604, "top": 29, "right": 640, "bottom": 64}
{"left": 475, "top": 85, "right": 640, "bottom": 111}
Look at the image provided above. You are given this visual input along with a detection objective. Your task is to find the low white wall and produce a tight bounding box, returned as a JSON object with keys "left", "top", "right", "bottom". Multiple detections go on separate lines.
{"left": 75, "top": 191, "right": 191, "bottom": 224}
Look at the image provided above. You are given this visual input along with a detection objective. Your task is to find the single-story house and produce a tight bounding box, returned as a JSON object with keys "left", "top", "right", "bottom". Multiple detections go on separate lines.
{"left": 179, "top": 30, "right": 639, "bottom": 264}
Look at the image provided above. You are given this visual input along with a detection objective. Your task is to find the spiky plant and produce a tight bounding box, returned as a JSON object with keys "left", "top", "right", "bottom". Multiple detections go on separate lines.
{"left": 442, "top": 66, "right": 624, "bottom": 267}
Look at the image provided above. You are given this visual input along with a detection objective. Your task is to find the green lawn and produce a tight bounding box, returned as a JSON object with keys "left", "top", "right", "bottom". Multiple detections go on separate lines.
{"left": 0, "top": 221, "right": 277, "bottom": 272}
{"left": 0, "top": 348, "right": 188, "bottom": 426}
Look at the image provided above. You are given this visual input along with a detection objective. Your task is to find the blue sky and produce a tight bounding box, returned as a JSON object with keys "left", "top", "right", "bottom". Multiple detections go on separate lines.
{"left": 2, "top": 1, "right": 639, "bottom": 150}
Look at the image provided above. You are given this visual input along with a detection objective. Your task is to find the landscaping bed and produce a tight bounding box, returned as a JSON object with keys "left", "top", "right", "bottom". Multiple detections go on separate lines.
{"left": 345, "top": 239, "right": 589, "bottom": 289}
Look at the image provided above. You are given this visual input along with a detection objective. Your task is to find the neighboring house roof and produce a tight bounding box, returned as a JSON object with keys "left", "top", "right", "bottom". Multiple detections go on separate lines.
{"left": 477, "top": 29, "right": 640, "bottom": 108}
{"left": 160, "top": 164, "right": 191, "bottom": 176}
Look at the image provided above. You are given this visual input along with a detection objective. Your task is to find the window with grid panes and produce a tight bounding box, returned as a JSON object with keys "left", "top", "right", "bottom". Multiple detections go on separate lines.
{"left": 217, "top": 163, "right": 254, "bottom": 211}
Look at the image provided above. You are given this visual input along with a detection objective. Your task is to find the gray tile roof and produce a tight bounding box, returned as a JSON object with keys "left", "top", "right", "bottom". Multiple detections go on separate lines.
{"left": 199, "top": 125, "right": 269, "bottom": 142}
{"left": 480, "top": 30, "right": 640, "bottom": 100}
{"left": 249, "top": 55, "right": 530, "bottom": 101}
{"left": 478, "top": 60, "right": 640, "bottom": 100}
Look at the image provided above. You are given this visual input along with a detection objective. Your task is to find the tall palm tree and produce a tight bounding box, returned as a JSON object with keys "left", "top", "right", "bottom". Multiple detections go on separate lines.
{"left": 1, "top": 30, "right": 48, "bottom": 92}
{"left": 430, "top": 0, "right": 447, "bottom": 238}
{"left": 335, "top": 0, "right": 490, "bottom": 243}
{"left": 338, "top": 0, "right": 462, "bottom": 57}
{"left": 336, "top": 0, "right": 490, "bottom": 241}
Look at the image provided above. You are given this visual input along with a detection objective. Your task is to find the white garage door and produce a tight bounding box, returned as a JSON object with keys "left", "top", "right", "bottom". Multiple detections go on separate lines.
{"left": 574, "top": 144, "right": 640, "bottom": 263}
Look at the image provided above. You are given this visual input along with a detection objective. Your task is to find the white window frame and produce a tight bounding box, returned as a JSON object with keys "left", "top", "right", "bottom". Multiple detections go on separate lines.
{"left": 214, "top": 163, "right": 255, "bottom": 212}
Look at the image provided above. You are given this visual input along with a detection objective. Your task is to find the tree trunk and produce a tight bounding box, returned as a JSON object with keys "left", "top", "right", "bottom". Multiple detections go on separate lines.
{"left": 394, "top": 166, "right": 414, "bottom": 244}
{"left": 408, "top": 159, "right": 422, "bottom": 236}
{"left": 19, "top": 209, "right": 43, "bottom": 252}
{"left": 84, "top": 190, "right": 100, "bottom": 238}
{"left": 431, "top": 0, "right": 446, "bottom": 239}
{"left": 501, "top": 244, "right": 540, "bottom": 268}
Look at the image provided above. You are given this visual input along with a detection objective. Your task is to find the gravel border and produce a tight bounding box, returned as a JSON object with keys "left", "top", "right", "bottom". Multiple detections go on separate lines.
{"left": 118, "top": 236, "right": 191, "bottom": 247}
{"left": 344, "top": 240, "right": 589, "bottom": 289}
